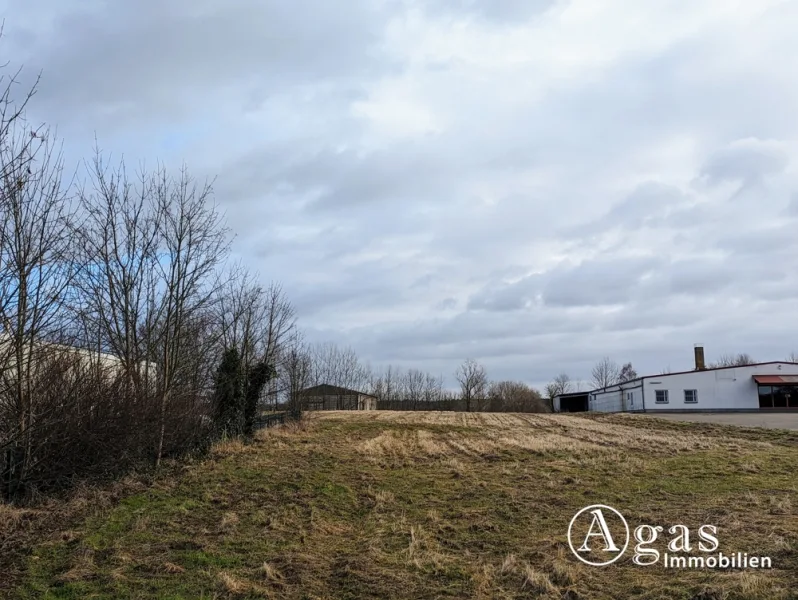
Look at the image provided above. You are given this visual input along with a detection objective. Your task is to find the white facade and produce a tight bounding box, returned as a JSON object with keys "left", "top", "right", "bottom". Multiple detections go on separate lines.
{"left": 0, "top": 332, "right": 157, "bottom": 384}
{"left": 589, "top": 362, "right": 798, "bottom": 412}
{"left": 589, "top": 380, "right": 645, "bottom": 412}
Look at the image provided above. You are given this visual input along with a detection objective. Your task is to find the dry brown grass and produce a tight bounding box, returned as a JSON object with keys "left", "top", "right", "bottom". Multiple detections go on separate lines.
{"left": 346, "top": 410, "right": 761, "bottom": 466}
{"left": 10, "top": 411, "right": 798, "bottom": 599}
{"left": 259, "top": 561, "right": 283, "bottom": 582}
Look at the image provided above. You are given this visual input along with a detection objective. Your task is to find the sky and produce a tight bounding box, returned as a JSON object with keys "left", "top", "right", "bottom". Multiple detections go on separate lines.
{"left": 3, "top": 0, "right": 798, "bottom": 389}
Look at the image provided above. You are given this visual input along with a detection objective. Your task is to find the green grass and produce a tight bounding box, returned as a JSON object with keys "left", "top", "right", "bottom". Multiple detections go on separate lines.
{"left": 9, "top": 412, "right": 798, "bottom": 599}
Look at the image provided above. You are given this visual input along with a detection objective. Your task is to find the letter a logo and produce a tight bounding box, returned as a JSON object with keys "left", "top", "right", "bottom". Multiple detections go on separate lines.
{"left": 577, "top": 509, "right": 621, "bottom": 552}
{"left": 568, "top": 504, "right": 630, "bottom": 566}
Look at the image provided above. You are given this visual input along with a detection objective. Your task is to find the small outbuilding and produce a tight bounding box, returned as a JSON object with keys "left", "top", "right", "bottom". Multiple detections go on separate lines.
{"left": 300, "top": 384, "right": 378, "bottom": 411}
{"left": 553, "top": 391, "right": 590, "bottom": 413}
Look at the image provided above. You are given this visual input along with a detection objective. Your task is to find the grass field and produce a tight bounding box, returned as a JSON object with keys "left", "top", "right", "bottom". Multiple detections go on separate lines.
{"left": 5, "top": 411, "right": 798, "bottom": 599}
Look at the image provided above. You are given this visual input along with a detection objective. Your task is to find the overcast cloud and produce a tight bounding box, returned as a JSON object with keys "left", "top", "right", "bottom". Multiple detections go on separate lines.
{"left": 3, "top": 0, "right": 798, "bottom": 388}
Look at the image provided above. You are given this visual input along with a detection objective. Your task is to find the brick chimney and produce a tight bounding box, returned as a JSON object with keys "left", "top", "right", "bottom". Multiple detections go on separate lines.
{"left": 694, "top": 344, "right": 706, "bottom": 371}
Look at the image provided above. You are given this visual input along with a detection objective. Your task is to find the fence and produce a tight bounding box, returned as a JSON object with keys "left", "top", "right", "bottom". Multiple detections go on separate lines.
{"left": 376, "top": 398, "right": 552, "bottom": 412}
{"left": 252, "top": 412, "right": 287, "bottom": 430}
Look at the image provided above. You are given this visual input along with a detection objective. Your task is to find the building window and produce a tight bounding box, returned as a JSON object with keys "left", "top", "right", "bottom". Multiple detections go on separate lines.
{"left": 758, "top": 385, "right": 773, "bottom": 408}
{"left": 655, "top": 390, "right": 669, "bottom": 404}
{"left": 684, "top": 389, "right": 698, "bottom": 404}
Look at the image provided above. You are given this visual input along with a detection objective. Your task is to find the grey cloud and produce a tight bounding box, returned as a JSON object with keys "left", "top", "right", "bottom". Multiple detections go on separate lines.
{"left": 786, "top": 193, "right": 798, "bottom": 216}
{"left": 542, "top": 256, "right": 662, "bottom": 308}
{"left": 649, "top": 260, "right": 735, "bottom": 297}
{"left": 565, "top": 182, "right": 692, "bottom": 237}
{"left": 437, "top": 298, "right": 458, "bottom": 311}
{"left": 291, "top": 261, "right": 408, "bottom": 318}
{"left": 700, "top": 139, "right": 789, "bottom": 185}
{"left": 467, "top": 274, "right": 541, "bottom": 312}
{"left": 714, "top": 225, "right": 798, "bottom": 257}
{"left": 657, "top": 203, "right": 716, "bottom": 230}
{"left": 423, "top": 0, "right": 556, "bottom": 23}
{"left": 8, "top": 0, "right": 392, "bottom": 127}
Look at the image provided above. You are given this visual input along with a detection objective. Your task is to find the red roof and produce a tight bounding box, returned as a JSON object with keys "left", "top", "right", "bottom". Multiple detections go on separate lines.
{"left": 753, "top": 375, "right": 798, "bottom": 384}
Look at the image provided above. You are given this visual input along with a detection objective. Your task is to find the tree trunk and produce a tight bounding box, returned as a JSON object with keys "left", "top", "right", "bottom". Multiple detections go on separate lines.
{"left": 155, "top": 387, "right": 170, "bottom": 469}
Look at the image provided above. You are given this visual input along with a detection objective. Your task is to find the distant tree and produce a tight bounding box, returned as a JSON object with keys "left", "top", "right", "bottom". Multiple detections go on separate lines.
{"left": 243, "top": 359, "right": 276, "bottom": 436}
{"left": 310, "top": 342, "right": 371, "bottom": 391}
{"left": 488, "top": 381, "right": 548, "bottom": 412}
{"left": 545, "top": 373, "right": 572, "bottom": 410}
{"left": 591, "top": 357, "right": 621, "bottom": 389}
{"left": 788, "top": 352, "right": 798, "bottom": 363}
{"left": 711, "top": 353, "right": 755, "bottom": 368}
{"left": 733, "top": 353, "right": 755, "bottom": 366}
{"left": 455, "top": 358, "right": 487, "bottom": 412}
{"left": 422, "top": 373, "right": 444, "bottom": 405}
{"left": 280, "top": 337, "right": 312, "bottom": 419}
{"left": 618, "top": 362, "right": 638, "bottom": 382}
{"left": 214, "top": 347, "right": 243, "bottom": 436}
{"left": 402, "top": 368, "right": 426, "bottom": 410}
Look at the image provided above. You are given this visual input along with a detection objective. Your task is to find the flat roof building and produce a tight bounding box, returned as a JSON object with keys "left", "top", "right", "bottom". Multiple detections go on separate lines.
{"left": 555, "top": 346, "right": 798, "bottom": 413}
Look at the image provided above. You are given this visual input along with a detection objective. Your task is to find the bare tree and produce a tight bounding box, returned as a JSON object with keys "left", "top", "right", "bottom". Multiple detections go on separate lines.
{"left": 383, "top": 366, "right": 398, "bottom": 404}
{"left": 261, "top": 282, "right": 296, "bottom": 408}
{"left": 78, "top": 157, "right": 230, "bottom": 462}
{"left": 263, "top": 282, "right": 296, "bottom": 364}
{"left": 455, "top": 358, "right": 487, "bottom": 412}
{"left": 368, "top": 365, "right": 401, "bottom": 406}
{"left": 402, "top": 368, "right": 426, "bottom": 410}
{"left": 788, "top": 352, "right": 798, "bottom": 363}
{"left": 544, "top": 373, "right": 572, "bottom": 408}
{"left": 710, "top": 353, "right": 756, "bottom": 368}
{"left": 280, "top": 335, "right": 311, "bottom": 417}
{"left": 618, "top": 362, "right": 638, "bottom": 382}
{"left": 75, "top": 151, "right": 162, "bottom": 397}
{"left": 216, "top": 264, "right": 265, "bottom": 367}
{"left": 734, "top": 353, "right": 755, "bottom": 366}
{"left": 0, "top": 85, "right": 79, "bottom": 494}
{"left": 422, "top": 373, "right": 444, "bottom": 405}
{"left": 310, "top": 342, "right": 371, "bottom": 392}
{"left": 149, "top": 166, "right": 230, "bottom": 468}
{"left": 591, "top": 356, "right": 620, "bottom": 389}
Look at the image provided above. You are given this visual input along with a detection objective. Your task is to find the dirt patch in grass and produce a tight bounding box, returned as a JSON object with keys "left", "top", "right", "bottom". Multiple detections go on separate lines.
{"left": 8, "top": 413, "right": 798, "bottom": 599}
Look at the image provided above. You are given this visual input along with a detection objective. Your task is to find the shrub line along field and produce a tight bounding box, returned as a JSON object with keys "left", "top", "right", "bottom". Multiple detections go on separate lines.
{"left": 4, "top": 411, "right": 798, "bottom": 599}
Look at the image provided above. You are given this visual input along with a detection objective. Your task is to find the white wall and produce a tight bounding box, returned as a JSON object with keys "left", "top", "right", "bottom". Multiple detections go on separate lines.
{"left": 641, "top": 363, "right": 798, "bottom": 411}
{"left": 0, "top": 333, "right": 157, "bottom": 384}
{"left": 589, "top": 380, "right": 644, "bottom": 413}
